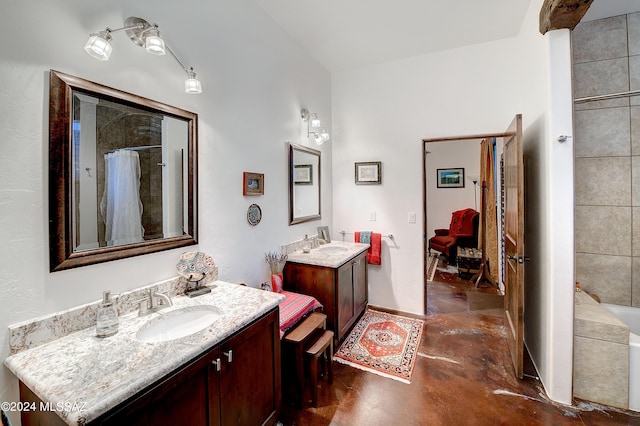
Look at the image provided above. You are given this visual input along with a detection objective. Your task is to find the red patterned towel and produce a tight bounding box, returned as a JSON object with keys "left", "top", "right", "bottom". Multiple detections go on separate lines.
{"left": 355, "top": 231, "right": 382, "bottom": 265}
{"left": 278, "top": 291, "right": 323, "bottom": 338}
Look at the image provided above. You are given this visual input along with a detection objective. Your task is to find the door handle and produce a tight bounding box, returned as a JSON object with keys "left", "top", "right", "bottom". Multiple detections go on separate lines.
{"left": 212, "top": 358, "right": 221, "bottom": 372}
{"left": 224, "top": 350, "right": 233, "bottom": 363}
{"left": 508, "top": 255, "right": 531, "bottom": 264}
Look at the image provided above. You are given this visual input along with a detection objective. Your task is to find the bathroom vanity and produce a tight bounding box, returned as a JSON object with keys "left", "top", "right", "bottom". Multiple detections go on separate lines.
{"left": 284, "top": 241, "right": 369, "bottom": 344}
{"left": 5, "top": 281, "right": 283, "bottom": 426}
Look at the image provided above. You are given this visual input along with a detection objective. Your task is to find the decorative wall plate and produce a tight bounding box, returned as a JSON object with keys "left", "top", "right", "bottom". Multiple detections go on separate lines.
{"left": 247, "top": 204, "right": 262, "bottom": 226}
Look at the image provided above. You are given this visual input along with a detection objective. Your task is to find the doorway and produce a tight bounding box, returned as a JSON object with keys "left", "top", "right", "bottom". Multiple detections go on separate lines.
{"left": 422, "top": 115, "right": 525, "bottom": 378}
{"left": 422, "top": 133, "right": 505, "bottom": 314}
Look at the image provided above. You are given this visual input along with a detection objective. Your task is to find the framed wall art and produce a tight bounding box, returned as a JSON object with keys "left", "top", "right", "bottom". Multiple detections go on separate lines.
{"left": 243, "top": 172, "right": 264, "bottom": 195}
{"left": 317, "top": 226, "right": 331, "bottom": 243}
{"left": 437, "top": 168, "right": 465, "bottom": 188}
{"left": 294, "top": 164, "right": 313, "bottom": 184}
{"left": 355, "top": 161, "right": 382, "bottom": 185}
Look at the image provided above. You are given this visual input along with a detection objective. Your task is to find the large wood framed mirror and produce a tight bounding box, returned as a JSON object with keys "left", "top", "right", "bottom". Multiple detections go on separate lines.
{"left": 49, "top": 70, "right": 198, "bottom": 271}
{"left": 289, "top": 143, "right": 321, "bottom": 225}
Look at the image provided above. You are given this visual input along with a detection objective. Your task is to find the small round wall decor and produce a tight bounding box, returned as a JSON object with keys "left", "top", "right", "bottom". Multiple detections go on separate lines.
{"left": 247, "top": 203, "right": 262, "bottom": 226}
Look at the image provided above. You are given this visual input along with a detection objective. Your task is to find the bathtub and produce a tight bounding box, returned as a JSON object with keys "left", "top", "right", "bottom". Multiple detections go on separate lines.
{"left": 603, "top": 303, "right": 640, "bottom": 412}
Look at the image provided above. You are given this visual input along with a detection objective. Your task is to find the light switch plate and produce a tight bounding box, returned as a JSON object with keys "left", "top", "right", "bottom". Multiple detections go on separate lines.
{"left": 408, "top": 212, "right": 416, "bottom": 223}
{"left": 369, "top": 211, "right": 377, "bottom": 221}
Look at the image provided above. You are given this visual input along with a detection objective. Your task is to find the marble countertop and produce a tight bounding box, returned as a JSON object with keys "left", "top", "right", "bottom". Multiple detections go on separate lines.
{"left": 4, "top": 281, "right": 284, "bottom": 425}
{"left": 285, "top": 241, "right": 370, "bottom": 268}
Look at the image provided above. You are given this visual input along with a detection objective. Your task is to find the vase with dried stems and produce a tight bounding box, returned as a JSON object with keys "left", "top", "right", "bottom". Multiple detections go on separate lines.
{"left": 265, "top": 251, "right": 287, "bottom": 293}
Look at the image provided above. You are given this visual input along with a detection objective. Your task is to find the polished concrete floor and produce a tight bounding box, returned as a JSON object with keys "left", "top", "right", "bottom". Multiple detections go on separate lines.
{"left": 279, "top": 259, "right": 640, "bottom": 425}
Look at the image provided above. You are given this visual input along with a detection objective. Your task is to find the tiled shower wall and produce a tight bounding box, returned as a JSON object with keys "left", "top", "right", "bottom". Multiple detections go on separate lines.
{"left": 573, "top": 12, "right": 640, "bottom": 307}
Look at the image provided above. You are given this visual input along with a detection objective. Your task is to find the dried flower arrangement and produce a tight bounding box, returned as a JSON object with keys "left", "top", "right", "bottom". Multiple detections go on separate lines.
{"left": 265, "top": 251, "right": 288, "bottom": 274}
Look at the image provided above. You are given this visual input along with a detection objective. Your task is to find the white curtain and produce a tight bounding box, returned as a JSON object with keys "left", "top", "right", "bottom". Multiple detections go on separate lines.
{"left": 100, "top": 150, "right": 144, "bottom": 246}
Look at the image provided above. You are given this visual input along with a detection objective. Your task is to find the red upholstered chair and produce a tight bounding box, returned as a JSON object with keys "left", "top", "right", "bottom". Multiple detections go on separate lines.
{"left": 428, "top": 208, "right": 479, "bottom": 264}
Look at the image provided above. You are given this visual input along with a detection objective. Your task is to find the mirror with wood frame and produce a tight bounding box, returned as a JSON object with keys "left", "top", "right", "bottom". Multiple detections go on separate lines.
{"left": 289, "top": 143, "right": 321, "bottom": 225}
{"left": 49, "top": 70, "right": 198, "bottom": 271}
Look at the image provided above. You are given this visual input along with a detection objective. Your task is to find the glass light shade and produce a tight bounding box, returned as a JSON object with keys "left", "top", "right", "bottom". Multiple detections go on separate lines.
{"left": 310, "top": 113, "right": 321, "bottom": 128}
{"left": 145, "top": 34, "right": 166, "bottom": 55}
{"left": 185, "top": 76, "right": 202, "bottom": 94}
{"left": 319, "top": 129, "right": 330, "bottom": 143}
{"left": 313, "top": 133, "right": 324, "bottom": 145}
{"left": 84, "top": 32, "right": 112, "bottom": 61}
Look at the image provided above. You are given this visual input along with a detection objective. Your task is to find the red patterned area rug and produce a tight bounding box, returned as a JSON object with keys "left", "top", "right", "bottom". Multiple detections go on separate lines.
{"left": 333, "top": 309, "right": 424, "bottom": 384}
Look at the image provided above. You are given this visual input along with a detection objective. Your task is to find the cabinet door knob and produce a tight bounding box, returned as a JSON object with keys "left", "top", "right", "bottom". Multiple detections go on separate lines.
{"left": 224, "top": 350, "right": 233, "bottom": 363}
{"left": 212, "top": 358, "right": 221, "bottom": 372}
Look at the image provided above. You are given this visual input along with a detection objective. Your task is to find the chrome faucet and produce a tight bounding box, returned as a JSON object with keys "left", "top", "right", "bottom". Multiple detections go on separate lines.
{"left": 150, "top": 289, "right": 173, "bottom": 309}
{"left": 139, "top": 288, "right": 173, "bottom": 316}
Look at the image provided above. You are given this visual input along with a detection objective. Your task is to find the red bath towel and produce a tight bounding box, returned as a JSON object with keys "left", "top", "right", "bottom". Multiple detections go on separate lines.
{"left": 355, "top": 231, "right": 382, "bottom": 265}
{"left": 368, "top": 232, "right": 382, "bottom": 265}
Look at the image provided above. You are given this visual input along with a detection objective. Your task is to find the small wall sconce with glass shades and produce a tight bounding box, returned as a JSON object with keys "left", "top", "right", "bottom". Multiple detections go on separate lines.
{"left": 301, "top": 108, "right": 330, "bottom": 145}
{"left": 84, "top": 16, "right": 202, "bottom": 94}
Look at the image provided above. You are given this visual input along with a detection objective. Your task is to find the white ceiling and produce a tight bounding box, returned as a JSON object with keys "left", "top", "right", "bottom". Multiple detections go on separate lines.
{"left": 255, "top": 0, "right": 640, "bottom": 73}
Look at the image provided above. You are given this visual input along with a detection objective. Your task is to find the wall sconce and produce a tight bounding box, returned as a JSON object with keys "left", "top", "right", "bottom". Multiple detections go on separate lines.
{"left": 301, "top": 108, "right": 330, "bottom": 145}
{"left": 84, "top": 17, "right": 202, "bottom": 94}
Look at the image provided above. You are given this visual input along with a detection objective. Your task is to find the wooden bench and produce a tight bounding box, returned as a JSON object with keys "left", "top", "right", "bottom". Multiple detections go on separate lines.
{"left": 284, "top": 312, "right": 327, "bottom": 407}
{"left": 305, "top": 329, "right": 334, "bottom": 407}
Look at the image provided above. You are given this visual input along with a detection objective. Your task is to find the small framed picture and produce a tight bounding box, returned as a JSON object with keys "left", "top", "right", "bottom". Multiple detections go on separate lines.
{"left": 243, "top": 172, "right": 264, "bottom": 195}
{"left": 317, "top": 226, "right": 331, "bottom": 243}
{"left": 437, "top": 168, "right": 465, "bottom": 188}
{"left": 294, "top": 164, "right": 313, "bottom": 184}
{"left": 355, "top": 161, "right": 382, "bottom": 185}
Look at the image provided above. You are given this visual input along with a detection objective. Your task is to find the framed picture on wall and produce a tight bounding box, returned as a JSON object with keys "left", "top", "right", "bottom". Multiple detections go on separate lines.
{"left": 294, "top": 164, "right": 313, "bottom": 184}
{"left": 243, "top": 172, "right": 264, "bottom": 195}
{"left": 317, "top": 226, "right": 331, "bottom": 243}
{"left": 355, "top": 161, "right": 382, "bottom": 184}
{"left": 437, "top": 168, "right": 465, "bottom": 188}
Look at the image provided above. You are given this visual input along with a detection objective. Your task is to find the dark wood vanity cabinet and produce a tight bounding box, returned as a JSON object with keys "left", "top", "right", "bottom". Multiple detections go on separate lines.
{"left": 19, "top": 308, "right": 280, "bottom": 426}
{"left": 99, "top": 349, "right": 220, "bottom": 426}
{"left": 100, "top": 308, "right": 281, "bottom": 426}
{"left": 218, "top": 308, "right": 281, "bottom": 426}
{"left": 284, "top": 251, "right": 368, "bottom": 344}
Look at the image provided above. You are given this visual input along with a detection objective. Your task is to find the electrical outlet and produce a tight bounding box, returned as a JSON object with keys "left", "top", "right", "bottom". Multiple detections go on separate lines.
{"left": 369, "top": 211, "right": 376, "bottom": 221}
{"left": 408, "top": 212, "right": 416, "bottom": 223}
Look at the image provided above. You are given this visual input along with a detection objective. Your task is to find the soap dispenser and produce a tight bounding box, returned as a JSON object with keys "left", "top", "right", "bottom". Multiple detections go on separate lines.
{"left": 303, "top": 234, "right": 311, "bottom": 253}
{"left": 96, "top": 291, "right": 119, "bottom": 338}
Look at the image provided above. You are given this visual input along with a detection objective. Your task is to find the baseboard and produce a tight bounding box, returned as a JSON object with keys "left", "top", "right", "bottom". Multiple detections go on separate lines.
{"left": 367, "top": 304, "right": 427, "bottom": 320}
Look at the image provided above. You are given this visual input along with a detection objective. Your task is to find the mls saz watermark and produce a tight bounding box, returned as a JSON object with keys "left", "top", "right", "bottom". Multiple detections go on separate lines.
{"left": 1, "top": 400, "right": 86, "bottom": 412}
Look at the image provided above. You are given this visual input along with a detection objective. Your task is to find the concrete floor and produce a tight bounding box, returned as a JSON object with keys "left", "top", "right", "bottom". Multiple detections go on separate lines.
{"left": 279, "top": 259, "right": 640, "bottom": 425}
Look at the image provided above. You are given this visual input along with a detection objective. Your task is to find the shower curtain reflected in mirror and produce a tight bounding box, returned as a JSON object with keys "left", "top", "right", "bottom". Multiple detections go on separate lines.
{"left": 100, "top": 150, "right": 145, "bottom": 246}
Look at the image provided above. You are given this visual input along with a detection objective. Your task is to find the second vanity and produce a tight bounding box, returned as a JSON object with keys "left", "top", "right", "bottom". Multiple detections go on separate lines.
{"left": 4, "top": 281, "right": 284, "bottom": 426}
{"left": 284, "top": 241, "right": 370, "bottom": 344}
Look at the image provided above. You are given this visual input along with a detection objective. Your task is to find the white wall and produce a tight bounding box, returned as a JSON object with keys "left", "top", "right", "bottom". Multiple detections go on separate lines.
{"left": 0, "top": 0, "right": 331, "bottom": 419}
{"left": 331, "top": 0, "right": 574, "bottom": 404}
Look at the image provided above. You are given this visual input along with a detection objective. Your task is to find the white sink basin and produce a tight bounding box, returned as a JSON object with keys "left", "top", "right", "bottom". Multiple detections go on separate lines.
{"left": 317, "top": 245, "right": 349, "bottom": 253}
{"left": 136, "top": 305, "right": 223, "bottom": 343}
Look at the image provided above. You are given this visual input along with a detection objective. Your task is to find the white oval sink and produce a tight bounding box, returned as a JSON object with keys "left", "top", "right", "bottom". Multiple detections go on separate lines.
{"left": 136, "top": 305, "right": 223, "bottom": 343}
{"left": 318, "top": 245, "right": 349, "bottom": 253}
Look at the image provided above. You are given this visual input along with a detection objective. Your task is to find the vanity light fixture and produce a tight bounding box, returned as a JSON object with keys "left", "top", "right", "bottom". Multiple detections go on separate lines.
{"left": 84, "top": 17, "right": 202, "bottom": 94}
{"left": 301, "top": 108, "right": 330, "bottom": 145}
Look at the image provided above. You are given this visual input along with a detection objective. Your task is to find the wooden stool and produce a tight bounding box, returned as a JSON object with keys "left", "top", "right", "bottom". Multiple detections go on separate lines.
{"left": 284, "top": 312, "right": 326, "bottom": 407}
{"left": 305, "top": 329, "right": 334, "bottom": 407}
